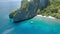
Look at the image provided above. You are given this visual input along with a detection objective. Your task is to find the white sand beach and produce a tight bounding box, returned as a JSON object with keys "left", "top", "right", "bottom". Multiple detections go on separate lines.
{"left": 37, "top": 15, "right": 56, "bottom": 19}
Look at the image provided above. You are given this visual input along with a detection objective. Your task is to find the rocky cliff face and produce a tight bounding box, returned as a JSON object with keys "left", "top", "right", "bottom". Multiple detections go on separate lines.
{"left": 9, "top": 0, "right": 50, "bottom": 23}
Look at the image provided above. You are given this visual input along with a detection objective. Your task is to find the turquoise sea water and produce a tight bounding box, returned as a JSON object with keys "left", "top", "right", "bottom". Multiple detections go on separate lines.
{"left": 0, "top": 1, "right": 60, "bottom": 34}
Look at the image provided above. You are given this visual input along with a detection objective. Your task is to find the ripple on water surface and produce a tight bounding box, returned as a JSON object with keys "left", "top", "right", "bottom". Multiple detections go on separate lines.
{"left": 1, "top": 16, "right": 60, "bottom": 34}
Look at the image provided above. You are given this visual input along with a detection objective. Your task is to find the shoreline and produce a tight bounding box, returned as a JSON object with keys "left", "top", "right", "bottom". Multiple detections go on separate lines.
{"left": 37, "top": 15, "right": 56, "bottom": 19}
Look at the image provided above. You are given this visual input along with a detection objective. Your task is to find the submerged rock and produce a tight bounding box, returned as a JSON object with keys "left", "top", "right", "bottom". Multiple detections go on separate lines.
{"left": 9, "top": 0, "right": 50, "bottom": 23}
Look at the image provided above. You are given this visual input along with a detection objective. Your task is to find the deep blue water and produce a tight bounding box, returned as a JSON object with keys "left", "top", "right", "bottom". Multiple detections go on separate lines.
{"left": 0, "top": 1, "right": 60, "bottom": 34}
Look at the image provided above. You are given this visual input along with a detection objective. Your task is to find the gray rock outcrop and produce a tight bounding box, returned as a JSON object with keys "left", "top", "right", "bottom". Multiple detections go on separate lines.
{"left": 9, "top": 0, "right": 50, "bottom": 23}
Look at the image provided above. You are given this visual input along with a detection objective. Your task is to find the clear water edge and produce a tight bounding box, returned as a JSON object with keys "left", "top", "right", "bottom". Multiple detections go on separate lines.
{"left": 0, "top": 1, "right": 60, "bottom": 34}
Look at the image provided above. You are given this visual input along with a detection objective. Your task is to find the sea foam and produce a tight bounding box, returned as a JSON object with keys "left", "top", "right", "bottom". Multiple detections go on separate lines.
{"left": 37, "top": 15, "right": 56, "bottom": 19}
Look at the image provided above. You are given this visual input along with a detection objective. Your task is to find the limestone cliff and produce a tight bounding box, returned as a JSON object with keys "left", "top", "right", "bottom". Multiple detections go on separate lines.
{"left": 9, "top": 0, "right": 50, "bottom": 23}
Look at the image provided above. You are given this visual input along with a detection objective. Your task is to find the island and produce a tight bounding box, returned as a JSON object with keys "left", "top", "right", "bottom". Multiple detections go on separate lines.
{"left": 9, "top": 0, "right": 60, "bottom": 23}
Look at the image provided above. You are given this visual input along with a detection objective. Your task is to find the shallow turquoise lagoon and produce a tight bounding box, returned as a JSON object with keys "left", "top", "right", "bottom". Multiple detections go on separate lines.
{"left": 0, "top": 1, "right": 60, "bottom": 34}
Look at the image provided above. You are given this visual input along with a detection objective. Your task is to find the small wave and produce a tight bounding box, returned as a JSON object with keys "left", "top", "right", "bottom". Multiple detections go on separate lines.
{"left": 47, "top": 16, "right": 56, "bottom": 19}
{"left": 37, "top": 15, "right": 56, "bottom": 19}
{"left": 37, "top": 15, "right": 43, "bottom": 17}
{"left": 2, "top": 28, "right": 14, "bottom": 34}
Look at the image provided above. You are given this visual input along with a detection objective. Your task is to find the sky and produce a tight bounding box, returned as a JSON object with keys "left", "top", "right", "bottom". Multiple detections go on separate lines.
{"left": 0, "top": 0, "right": 31, "bottom": 2}
{"left": 0, "top": 0, "right": 22, "bottom": 2}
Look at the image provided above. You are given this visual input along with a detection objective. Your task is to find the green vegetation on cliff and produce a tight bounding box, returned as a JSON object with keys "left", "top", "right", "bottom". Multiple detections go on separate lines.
{"left": 10, "top": 0, "right": 60, "bottom": 19}
{"left": 40, "top": 0, "right": 60, "bottom": 19}
{"left": 37, "top": 0, "right": 60, "bottom": 19}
